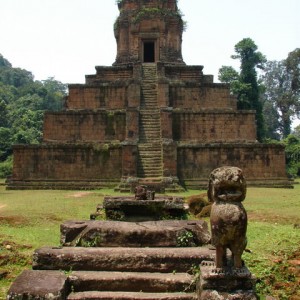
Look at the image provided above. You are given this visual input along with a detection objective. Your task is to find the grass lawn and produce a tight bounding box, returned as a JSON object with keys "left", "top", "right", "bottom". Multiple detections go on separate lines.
{"left": 0, "top": 181, "right": 300, "bottom": 299}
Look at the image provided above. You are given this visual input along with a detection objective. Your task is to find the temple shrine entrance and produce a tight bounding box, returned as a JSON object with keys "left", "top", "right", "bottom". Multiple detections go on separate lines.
{"left": 143, "top": 41, "right": 155, "bottom": 62}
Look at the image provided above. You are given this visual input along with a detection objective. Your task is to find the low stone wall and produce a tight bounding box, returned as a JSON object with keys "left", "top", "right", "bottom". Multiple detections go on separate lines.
{"left": 177, "top": 143, "right": 288, "bottom": 188}
{"left": 11, "top": 144, "right": 123, "bottom": 182}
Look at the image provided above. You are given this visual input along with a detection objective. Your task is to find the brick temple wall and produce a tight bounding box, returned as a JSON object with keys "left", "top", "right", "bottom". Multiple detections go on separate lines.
{"left": 67, "top": 85, "right": 128, "bottom": 109}
{"left": 12, "top": 144, "right": 123, "bottom": 181}
{"left": 172, "top": 111, "right": 257, "bottom": 142}
{"left": 177, "top": 143, "right": 287, "bottom": 186}
{"left": 43, "top": 111, "right": 126, "bottom": 142}
{"left": 86, "top": 66, "right": 134, "bottom": 83}
{"left": 164, "top": 66, "right": 204, "bottom": 82}
{"left": 169, "top": 85, "right": 236, "bottom": 110}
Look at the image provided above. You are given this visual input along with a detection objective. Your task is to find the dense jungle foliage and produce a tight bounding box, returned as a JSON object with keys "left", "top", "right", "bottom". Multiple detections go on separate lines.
{"left": 0, "top": 54, "right": 66, "bottom": 177}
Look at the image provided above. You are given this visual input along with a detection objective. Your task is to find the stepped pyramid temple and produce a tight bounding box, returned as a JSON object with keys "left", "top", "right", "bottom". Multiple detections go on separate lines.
{"left": 8, "top": 0, "right": 289, "bottom": 190}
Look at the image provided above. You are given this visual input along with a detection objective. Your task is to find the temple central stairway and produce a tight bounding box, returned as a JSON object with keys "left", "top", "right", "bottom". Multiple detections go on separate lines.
{"left": 137, "top": 64, "right": 163, "bottom": 179}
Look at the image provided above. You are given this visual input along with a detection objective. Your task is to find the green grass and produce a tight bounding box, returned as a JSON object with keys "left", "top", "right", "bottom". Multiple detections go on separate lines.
{"left": 0, "top": 183, "right": 300, "bottom": 299}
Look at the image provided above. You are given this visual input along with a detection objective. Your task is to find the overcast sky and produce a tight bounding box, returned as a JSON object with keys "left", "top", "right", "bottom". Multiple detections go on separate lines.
{"left": 1, "top": 0, "right": 300, "bottom": 124}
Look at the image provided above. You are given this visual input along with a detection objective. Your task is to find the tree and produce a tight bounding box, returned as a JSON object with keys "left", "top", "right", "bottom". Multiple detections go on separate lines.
{"left": 283, "top": 134, "right": 300, "bottom": 177}
{"left": 292, "top": 124, "right": 300, "bottom": 138}
{"left": 219, "top": 38, "right": 266, "bottom": 141}
{"left": 0, "top": 54, "right": 66, "bottom": 168}
{"left": 263, "top": 60, "right": 300, "bottom": 138}
{"left": 285, "top": 48, "right": 300, "bottom": 92}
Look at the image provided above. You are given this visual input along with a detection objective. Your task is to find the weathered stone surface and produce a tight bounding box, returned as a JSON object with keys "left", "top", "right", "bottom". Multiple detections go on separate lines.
{"left": 198, "top": 261, "right": 258, "bottom": 300}
{"left": 199, "top": 261, "right": 256, "bottom": 292}
{"left": 199, "top": 290, "right": 258, "bottom": 300}
{"left": 103, "top": 196, "right": 187, "bottom": 221}
{"left": 68, "top": 271, "right": 195, "bottom": 293}
{"left": 33, "top": 247, "right": 215, "bottom": 273}
{"left": 60, "top": 220, "right": 211, "bottom": 247}
{"left": 67, "top": 291, "right": 198, "bottom": 300}
{"left": 7, "top": 270, "right": 68, "bottom": 300}
{"left": 208, "top": 167, "right": 247, "bottom": 269}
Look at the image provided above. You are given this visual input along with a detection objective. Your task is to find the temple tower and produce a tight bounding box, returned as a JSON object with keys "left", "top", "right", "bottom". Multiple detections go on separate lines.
{"left": 114, "top": 0, "right": 185, "bottom": 65}
{"left": 8, "top": 0, "right": 290, "bottom": 190}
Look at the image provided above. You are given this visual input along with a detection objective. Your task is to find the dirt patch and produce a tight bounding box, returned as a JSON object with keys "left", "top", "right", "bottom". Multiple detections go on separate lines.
{"left": 266, "top": 248, "right": 300, "bottom": 299}
{"left": 65, "top": 192, "right": 95, "bottom": 198}
{"left": 248, "top": 212, "right": 300, "bottom": 225}
{"left": 0, "top": 204, "right": 7, "bottom": 210}
{"left": 0, "top": 240, "right": 32, "bottom": 279}
{"left": 0, "top": 215, "right": 30, "bottom": 226}
{"left": 41, "top": 213, "right": 63, "bottom": 222}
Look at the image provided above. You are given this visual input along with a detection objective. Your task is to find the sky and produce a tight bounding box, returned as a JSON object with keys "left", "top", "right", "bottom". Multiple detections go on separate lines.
{"left": 1, "top": 0, "right": 300, "bottom": 125}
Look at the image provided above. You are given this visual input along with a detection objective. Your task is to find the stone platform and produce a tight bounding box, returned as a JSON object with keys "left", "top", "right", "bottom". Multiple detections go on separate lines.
{"left": 60, "top": 220, "right": 211, "bottom": 247}
{"left": 94, "top": 196, "right": 187, "bottom": 221}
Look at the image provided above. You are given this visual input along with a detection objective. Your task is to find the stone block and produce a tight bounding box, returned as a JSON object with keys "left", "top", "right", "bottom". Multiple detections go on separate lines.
{"left": 33, "top": 247, "right": 215, "bottom": 273}
{"left": 7, "top": 270, "right": 68, "bottom": 300}
{"left": 198, "top": 261, "right": 258, "bottom": 300}
{"left": 60, "top": 220, "right": 211, "bottom": 247}
{"left": 67, "top": 291, "right": 198, "bottom": 300}
{"left": 68, "top": 271, "right": 195, "bottom": 293}
{"left": 103, "top": 196, "right": 187, "bottom": 221}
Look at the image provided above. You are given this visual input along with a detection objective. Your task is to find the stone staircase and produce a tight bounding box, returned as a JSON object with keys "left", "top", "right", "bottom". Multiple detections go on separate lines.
{"left": 138, "top": 64, "right": 163, "bottom": 178}
{"left": 8, "top": 220, "right": 214, "bottom": 300}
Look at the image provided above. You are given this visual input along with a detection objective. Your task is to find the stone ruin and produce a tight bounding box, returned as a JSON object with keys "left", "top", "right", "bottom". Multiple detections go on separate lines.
{"left": 8, "top": 167, "right": 258, "bottom": 299}
{"left": 7, "top": 0, "right": 290, "bottom": 191}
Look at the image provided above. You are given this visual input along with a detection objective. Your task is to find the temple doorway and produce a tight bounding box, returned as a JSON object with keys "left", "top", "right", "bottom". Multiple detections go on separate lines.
{"left": 143, "top": 41, "right": 155, "bottom": 63}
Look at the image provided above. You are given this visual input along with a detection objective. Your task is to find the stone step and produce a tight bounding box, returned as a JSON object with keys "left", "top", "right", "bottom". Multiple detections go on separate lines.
{"left": 139, "top": 125, "right": 160, "bottom": 129}
{"left": 138, "top": 143, "right": 162, "bottom": 148}
{"left": 137, "top": 168, "right": 162, "bottom": 174}
{"left": 139, "top": 132, "right": 161, "bottom": 137}
{"left": 138, "top": 146, "right": 161, "bottom": 150}
{"left": 140, "top": 113, "right": 159, "bottom": 117}
{"left": 140, "top": 114, "right": 160, "bottom": 118}
{"left": 137, "top": 161, "right": 162, "bottom": 166}
{"left": 33, "top": 247, "right": 215, "bottom": 273}
{"left": 140, "top": 116, "right": 160, "bottom": 120}
{"left": 140, "top": 118, "right": 160, "bottom": 122}
{"left": 139, "top": 132, "right": 161, "bottom": 136}
{"left": 61, "top": 220, "right": 210, "bottom": 248}
{"left": 137, "top": 154, "right": 162, "bottom": 159}
{"left": 141, "top": 105, "right": 159, "bottom": 108}
{"left": 68, "top": 271, "right": 195, "bottom": 293}
{"left": 137, "top": 157, "right": 162, "bottom": 162}
{"left": 7, "top": 270, "right": 197, "bottom": 300}
{"left": 137, "top": 172, "right": 163, "bottom": 178}
{"left": 142, "top": 83, "right": 157, "bottom": 87}
{"left": 142, "top": 99, "right": 157, "bottom": 103}
{"left": 140, "top": 129, "right": 160, "bottom": 134}
{"left": 139, "top": 140, "right": 161, "bottom": 144}
{"left": 137, "top": 159, "right": 162, "bottom": 165}
{"left": 138, "top": 150, "right": 162, "bottom": 154}
{"left": 68, "top": 291, "right": 197, "bottom": 300}
{"left": 141, "top": 103, "right": 158, "bottom": 107}
{"left": 140, "top": 124, "right": 160, "bottom": 128}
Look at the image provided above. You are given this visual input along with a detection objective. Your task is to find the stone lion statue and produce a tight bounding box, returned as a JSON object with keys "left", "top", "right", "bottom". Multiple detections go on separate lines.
{"left": 134, "top": 185, "right": 148, "bottom": 200}
{"left": 208, "top": 166, "right": 247, "bottom": 269}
